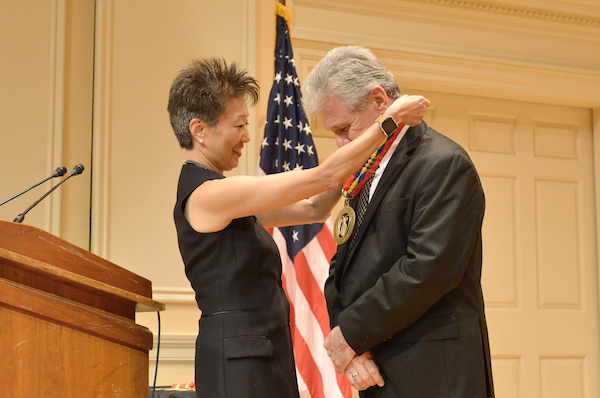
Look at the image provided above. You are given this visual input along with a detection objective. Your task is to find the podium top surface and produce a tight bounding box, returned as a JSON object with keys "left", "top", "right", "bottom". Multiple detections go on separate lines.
{"left": 0, "top": 221, "right": 164, "bottom": 313}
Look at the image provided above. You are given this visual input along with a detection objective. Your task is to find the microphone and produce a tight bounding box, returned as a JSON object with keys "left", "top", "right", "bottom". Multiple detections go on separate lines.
{"left": 0, "top": 166, "right": 67, "bottom": 207}
{"left": 13, "top": 164, "right": 85, "bottom": 224}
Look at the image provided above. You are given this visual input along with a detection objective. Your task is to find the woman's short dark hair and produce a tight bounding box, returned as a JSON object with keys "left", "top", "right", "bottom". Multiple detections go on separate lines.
{"left": 167, "top": 58, "right": 260, "bottom": 149}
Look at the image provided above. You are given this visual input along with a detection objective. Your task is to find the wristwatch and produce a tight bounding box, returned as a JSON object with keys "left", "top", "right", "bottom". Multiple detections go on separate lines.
{"left": 375, "top": 115, "right": 398, "bottom": 137}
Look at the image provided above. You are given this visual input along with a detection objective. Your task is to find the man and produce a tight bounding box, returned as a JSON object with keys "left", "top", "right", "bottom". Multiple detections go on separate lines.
{"left": 302, "top": 46, "right": 494, "bottom": 397}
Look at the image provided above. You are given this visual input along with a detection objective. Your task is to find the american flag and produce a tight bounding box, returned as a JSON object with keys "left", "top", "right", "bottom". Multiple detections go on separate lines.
{"left": 256, "top": 3, "right": 351, "bottom": 398}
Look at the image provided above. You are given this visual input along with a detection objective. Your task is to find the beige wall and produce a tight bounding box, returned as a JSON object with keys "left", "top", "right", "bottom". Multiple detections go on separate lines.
{"left": 2, "top": 0, "right": 600, "bottom": 389}
{"left": 0, "top": 0, "right": 94, "bottom": 244}
{"left": 91, "top": 0, "right": 260, "bottom": 385}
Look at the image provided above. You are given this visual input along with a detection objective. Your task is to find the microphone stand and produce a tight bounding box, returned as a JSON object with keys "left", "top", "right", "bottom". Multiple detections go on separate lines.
{"left": 13, "top": 165, "right": 84, "bottom": 224}
{"left": 0, "top": 167, "right": 67, "bottom": 207}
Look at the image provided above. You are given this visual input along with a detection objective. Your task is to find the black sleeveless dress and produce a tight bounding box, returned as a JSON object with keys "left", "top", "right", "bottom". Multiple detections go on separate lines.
{"left": 174, "top": 163, "right": 300, "bottom": 398}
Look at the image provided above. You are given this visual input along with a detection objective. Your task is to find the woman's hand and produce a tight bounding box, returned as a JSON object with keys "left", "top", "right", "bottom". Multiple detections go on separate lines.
{"left": 386, "top": 95, "right": 430, "bottom": 126}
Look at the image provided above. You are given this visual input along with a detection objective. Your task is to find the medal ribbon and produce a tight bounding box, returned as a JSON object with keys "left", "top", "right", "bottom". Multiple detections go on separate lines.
{"left": 342, "top": 124, "right": 405, "bottom": 199}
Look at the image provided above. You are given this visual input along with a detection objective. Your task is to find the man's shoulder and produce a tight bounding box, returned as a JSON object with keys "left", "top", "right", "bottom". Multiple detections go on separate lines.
{"left": 419, "top": 125, "right": 470, "bottom": 159}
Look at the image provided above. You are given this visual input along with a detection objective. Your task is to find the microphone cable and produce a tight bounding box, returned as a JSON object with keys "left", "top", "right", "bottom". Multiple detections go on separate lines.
{"left": 151, "top": 310, "right": 161, "bottom": 398}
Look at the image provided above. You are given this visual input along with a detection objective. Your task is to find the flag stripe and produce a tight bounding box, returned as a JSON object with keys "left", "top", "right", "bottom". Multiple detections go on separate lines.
{"left": 316, "top": 222, "right": 337, "bottom": 261}
{"left": 301, "top": 230, "right": 353, "bottom": 398}
{"left": 293, "top": 251, "right": 330, "bottom": 335}
{"left": 276, "top": 229, "right": 348, "bottom": 398}
{"left": 285, "top": 284, "right": 327, "bottom": 398}
{"left": 302, "top": 229, "right": 332, "bottom": 289}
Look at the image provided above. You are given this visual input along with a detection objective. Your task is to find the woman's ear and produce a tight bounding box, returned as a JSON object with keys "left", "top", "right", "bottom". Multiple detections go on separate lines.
{"left": 189, "top": 118, "right": 206, "bottom": 144}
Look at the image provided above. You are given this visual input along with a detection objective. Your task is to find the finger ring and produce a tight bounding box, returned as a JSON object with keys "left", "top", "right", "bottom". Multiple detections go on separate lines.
{"left": 352, "top": 373, "right": 358, "bottom": 380}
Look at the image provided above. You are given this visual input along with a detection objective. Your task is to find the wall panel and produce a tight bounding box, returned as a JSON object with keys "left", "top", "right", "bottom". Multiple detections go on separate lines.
{"left": 0, "top": 0, "right": 93, "bottom": 248}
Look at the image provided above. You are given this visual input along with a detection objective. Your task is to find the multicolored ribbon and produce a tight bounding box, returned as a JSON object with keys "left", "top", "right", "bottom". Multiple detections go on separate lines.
{"left": 342, "top": 124, "right": 405, "bottom": 199}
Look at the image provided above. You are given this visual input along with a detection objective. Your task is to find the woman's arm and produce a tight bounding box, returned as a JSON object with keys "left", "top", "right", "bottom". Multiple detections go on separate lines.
{"left": 256, "top": 187, "right": 341, "bottom": 228}
{"left": 185, "top": 142, "right": 363, "bottom": 232}
{"left": 186, "top": 95, "right": 429, "bottom": 232}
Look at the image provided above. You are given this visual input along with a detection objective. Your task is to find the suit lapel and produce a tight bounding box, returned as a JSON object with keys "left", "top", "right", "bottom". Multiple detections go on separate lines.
{"left": 339, "top": 123, "right": 427, "bottom": 272}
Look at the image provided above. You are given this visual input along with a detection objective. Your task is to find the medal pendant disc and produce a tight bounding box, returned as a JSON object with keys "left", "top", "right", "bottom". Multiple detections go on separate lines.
{"left": 333, "top": 205, "right": 356, "bottom": 245}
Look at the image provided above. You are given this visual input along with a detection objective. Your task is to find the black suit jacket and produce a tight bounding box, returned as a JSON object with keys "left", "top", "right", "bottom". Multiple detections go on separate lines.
{"left": 325, "top": 122, "right": 494, "bottom": 397}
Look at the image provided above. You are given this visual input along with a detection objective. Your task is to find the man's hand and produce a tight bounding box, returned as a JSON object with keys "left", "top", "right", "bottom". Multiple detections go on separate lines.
{"left": 344, "top": 351, "right": 385, "bottom": 391}
{"left": 323, "top": 326, "right": 356, "bottom": 373}
{"left": 387, "top": 94, "right": 430, "bottom": 127}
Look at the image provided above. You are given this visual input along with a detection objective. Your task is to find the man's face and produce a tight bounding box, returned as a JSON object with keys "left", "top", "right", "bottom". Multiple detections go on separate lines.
{"left": 317, "top": 95, "right": 381, "bottom": 148}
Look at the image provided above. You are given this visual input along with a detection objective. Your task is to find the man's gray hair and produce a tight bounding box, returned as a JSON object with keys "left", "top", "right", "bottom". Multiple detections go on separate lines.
{"left": 302, "top": 46, "right": 400, "bottom": 115}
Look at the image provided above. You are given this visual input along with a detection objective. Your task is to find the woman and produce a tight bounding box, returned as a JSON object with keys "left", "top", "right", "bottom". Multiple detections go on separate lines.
{"left": 168, "top": 58, "right": 428, "bottom": 398}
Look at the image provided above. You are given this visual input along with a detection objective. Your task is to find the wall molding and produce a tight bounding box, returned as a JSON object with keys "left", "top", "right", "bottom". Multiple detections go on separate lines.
{"left": 594, "top": 108, "right": 600, "bottom": 311}
{"left": 46, "top": 0, "right": 67, "bottom": 235}
{"left": 417, "top": 0, "right": 600, "bottom": 27}
{"left": 293, "top": 0, "right": 600, "bottom": 43}
{"left": 153, "top": 287, "right": 196, "bottom": 305}
{"left": 242, "top": 0, "right": 259, "bottom": 177}
{"left": 149, "top": 333, "right": 196, "bottom": 362}
{"left": 148, "top": 289, "right": 197, "bottom": 364}
{"left": 91, "top": 0, "right": 114, "bottom": 258}
{"left": 292, "top": 30, "right": 600, "bottom": 108}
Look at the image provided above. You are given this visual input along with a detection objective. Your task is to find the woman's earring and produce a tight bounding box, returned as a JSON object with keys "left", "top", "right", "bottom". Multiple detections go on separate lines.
{"left": 199, "top": 138, "right": 204, "bottom": 144}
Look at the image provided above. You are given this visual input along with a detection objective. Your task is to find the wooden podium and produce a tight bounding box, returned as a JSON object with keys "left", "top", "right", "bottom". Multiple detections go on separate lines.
{"left": 0, "top": 221, "right": 165, "bottom": 397}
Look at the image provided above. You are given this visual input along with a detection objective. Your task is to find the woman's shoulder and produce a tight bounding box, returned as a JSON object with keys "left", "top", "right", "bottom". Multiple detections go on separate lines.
{"left": 181, "top": 162, "right": 224, "bottom": 182}
{"left": 177, "top": 163, "right": 223, "bottom": 200}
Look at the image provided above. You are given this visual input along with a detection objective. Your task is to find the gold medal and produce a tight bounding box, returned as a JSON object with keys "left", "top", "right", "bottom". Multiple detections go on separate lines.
{"left": 333, "top": 199, "right": 356, "bottom": 245}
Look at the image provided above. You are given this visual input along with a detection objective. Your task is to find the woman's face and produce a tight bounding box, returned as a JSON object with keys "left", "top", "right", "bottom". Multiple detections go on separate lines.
{"left": 202, "top": 96, "right": 250, "bottom": 174}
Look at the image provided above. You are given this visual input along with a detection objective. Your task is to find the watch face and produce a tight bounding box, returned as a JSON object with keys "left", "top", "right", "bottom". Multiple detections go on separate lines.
{"left": 381, "top": 117, "right": 397, "bottom": 135}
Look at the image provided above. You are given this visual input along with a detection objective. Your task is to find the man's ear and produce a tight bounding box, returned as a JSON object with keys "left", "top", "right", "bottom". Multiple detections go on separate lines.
{"left": 371, "top": 85, "right": 388, "bottom": 111}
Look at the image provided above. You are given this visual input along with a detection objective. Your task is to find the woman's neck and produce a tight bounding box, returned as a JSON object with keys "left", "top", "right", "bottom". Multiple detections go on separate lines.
{"left": 185, "top": 150, "right": 222, "bottom": 174}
